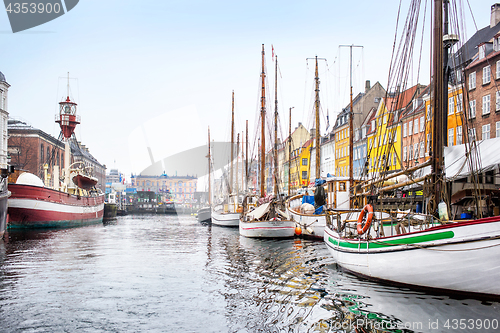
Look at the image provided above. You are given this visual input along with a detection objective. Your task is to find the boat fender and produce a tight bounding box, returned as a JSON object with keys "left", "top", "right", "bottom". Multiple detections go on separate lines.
{"left": 357, "top": 204, "right": 374, "bottom": 235}
{"left": 295, "top": 226, "right": 302, "bottom": 236}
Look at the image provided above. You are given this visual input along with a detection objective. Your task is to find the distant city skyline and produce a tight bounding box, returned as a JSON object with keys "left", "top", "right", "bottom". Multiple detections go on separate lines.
{"left": 0, "top": 0, "right": 493, "bottom": 177}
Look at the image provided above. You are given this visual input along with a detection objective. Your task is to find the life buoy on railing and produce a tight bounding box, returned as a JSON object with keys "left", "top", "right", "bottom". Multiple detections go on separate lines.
{"left": 357, "top": 204, "right": 374, "bottom": 235}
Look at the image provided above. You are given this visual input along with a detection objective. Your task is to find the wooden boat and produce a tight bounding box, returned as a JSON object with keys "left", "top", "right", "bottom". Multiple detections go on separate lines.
{"left": 197, "top": 127, "right": 212, "bottom": 223}
{"left": 212, "top": 93, "right": 242, "bottom": 227}
{"left": 103, "top": 192, "right": 118, "bottom": 220}
{"left": 72, "top": 171, "right": 98, "bottom": 190}
{"left": 239, "top": 45, "right": 295, "bottom": 238}
{"left": 324, "top": 0, "right": 500, "bottom": 299}
{"left": 8, "top": 83, "right": 104, "bottom": 229}
{"left": 197, "top": 206, "right": 211, "bottom": 223}
{"left": 285, "top": 56, "right": 328, "bottom": 239}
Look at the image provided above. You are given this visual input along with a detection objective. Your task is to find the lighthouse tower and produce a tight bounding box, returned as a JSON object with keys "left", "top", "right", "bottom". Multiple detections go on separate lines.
{"left": 55, "top": 75, "right": 80, "bottom": 188}
{"left": 55, "top": 95, "right": 80, "bottom": 139}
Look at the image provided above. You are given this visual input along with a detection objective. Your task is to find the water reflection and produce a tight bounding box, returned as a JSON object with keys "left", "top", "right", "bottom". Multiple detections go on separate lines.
{"left": 0, "top": 216, "right": 498, "bottom": 332}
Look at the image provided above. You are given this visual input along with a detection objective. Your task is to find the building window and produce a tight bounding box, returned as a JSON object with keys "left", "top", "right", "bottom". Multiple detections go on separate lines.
{"left": 448, "top": 128, "right": 454, "bottom": 146}
{"left": 497, "top": 121, "right": 500, "bottom": 138}
{"left": 40, "top": 144, "right": 44, "bottom": 163}
{"left": 469, "top": 128, "right": 476, "bottom": 142}
{"left": 482, "top": 124, "right": 491, "bottom": 140}
{"left": 497, "top": 91, "right": 500, "bottom": 112}
{"left": 403, "top": 123, "right": 407, "bottom": 137}
{"left": 457, "top": 93, "right": 463, "bottom": 113}
{"left": 408, "top": 120, "right": 413, "bottom": 136}
{"left": 419, "top": 142, "right": 424, "bottom": 158}
{"left": 302, "top": 158, "right": 308, "bottom": 166}
{"left": 371, "top": 120, "right": 375, "bottom": 131}
{"left": 426, "top": 105, "right": 431, "bottom": 120}
{"left": 414, "top": 143, "right": 418, "bottom": 160}
{"left": 419, "top": 116, "right": 424, "bottom": 132}
{"left": 469, "top": 100, "right": 476, "bottom": 118}
{"left": 483, "top": 95, "right": 491, "bottom": 115}
{"left": 479, "top": 44, "right": 486, "bottom": 59}
{"left": 448, "top": 97, "right": 454, "bottom": 115}
{"left": 457, "top": 126, "right": 462, "bottom": 145}
{"left": 483, "top": 65, "right": 491, "bottom": 84}
{"left": 456, "top": 69, "right": 463, "bottom": 83}
{"left": 469, "top": 72, "right": 476, "bottom": 90}
{"left": 409, "top": 145, "right": 413, "bottom": 161}
{"left": 497, "top": 61, "right": 500, "bottom": 79}
{"left": 427, "top": 133, "right": 431, "bottom": 152}
{"left": 302, "top": 171, "right": 307, "bottom": 180}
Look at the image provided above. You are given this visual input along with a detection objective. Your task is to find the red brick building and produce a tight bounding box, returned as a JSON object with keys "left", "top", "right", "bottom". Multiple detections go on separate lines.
{"left": 465, "top": 35, "right": 500, "bottom": 141}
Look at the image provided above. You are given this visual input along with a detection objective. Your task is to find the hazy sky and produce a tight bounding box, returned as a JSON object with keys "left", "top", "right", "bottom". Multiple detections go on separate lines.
{"left": 0, "top": 0, "right": 493, "bottom": 178}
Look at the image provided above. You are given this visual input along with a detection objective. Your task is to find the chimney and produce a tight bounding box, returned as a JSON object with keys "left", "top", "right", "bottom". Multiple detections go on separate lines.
{"left": 310, "top": 128, "right": 315, "bottom": 139}
{"left": 365, "top": 80, "right": 371, "bottom": 93}
{"left": 491, "top": 3, "right": 500, "bottom": 28}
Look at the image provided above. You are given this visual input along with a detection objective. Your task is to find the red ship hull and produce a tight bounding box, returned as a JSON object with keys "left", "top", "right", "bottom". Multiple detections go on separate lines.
{"left": 7, "top": 183, "right": 105, "bottom": 228}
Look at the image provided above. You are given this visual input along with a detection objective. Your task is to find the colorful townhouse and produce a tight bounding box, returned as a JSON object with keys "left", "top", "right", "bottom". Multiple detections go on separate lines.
{"left": 289, "top": 138, "right": 313, "bottom": 192}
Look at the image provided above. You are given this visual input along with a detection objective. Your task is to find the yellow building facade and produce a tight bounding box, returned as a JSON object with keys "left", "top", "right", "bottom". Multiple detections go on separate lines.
{"left": 289, "top": 138, "right": 313, "bottom": 192}
{"left": 366, "top": 98, "right": 402, "bottom": 175}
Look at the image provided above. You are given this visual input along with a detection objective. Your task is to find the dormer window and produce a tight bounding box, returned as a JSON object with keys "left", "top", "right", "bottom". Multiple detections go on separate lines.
{"left": 456, "top": 69, "right": 463, "bottom": 83}
{"left": 495, "top": 36, "right": 500, "bottom": 52}
{"left": 479, "top": 44, "right": 486, "bottom": 59}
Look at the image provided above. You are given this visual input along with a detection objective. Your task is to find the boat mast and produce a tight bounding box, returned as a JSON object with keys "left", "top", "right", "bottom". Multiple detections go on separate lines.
{"left": 260, "top": 44, "right": 266, "bottom": 197}
{"left": 306, "top": 56, "right": 326, "bottom": 181}
{"left": 348, "top": 48, "right": 354, "bottom": 188}
{"left": 230, "top": 90, "right": 235, "bottom": 195}
{"left": 208, "top": 126, "right": 212, "bottom": 206}
{"left": 246, "top": 120, "right": 249, "bottom": 192}
{"left": 236, "top": 133, "right": 240, "bottom": 196}
{"left": 274, "top": 55, "right": 279, "bottom": 196}
{"left": 314, "top": 56, "right": 320, "bottom": 181}
{"left": 431, "top": 0, "right": 445, "bottom": 213}
{"left": 288, "top": 106, "right": 294, "bottom": 196}
{"left": 339, "top": 44, "right": 363, "bottom": 199}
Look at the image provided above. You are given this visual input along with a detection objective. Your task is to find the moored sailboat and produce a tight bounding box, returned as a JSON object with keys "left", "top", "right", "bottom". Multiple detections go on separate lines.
{"left": 239, "top": 45, "right": 295, "bottom": 238}
{"left": 286, "top": 56, "right": 328, "bottom": 239}
{"left": 197, "top": 127, "right": 212, "bottom": 223}
{"left": 211, "top": 92, "right": 242, "bottom": 227}
{"left": 324, "top": 0, "right": 500, "bottom": 299}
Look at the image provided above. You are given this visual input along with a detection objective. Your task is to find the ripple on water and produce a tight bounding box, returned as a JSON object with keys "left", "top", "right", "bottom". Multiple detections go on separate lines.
{"left": 0, "top": 215, "right": 499, "bottom": 332}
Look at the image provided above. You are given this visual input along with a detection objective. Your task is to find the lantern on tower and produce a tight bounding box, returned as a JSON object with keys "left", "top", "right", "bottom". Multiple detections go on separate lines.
{"left": 55, "top": 95, "right": 80, "bottom": 139}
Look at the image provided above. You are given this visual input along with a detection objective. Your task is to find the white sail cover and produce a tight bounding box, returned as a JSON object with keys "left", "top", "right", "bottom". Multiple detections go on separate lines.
{"left": 247, "top": 202, "right": 270, "bottom": 220}
{"left": 444, "top": 137, "right": 500, "bottom": 179}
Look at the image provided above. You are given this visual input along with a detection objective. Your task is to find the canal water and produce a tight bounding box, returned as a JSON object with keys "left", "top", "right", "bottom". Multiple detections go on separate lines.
{"left": 0, "top": 215, "right": 499, "bottom": 333}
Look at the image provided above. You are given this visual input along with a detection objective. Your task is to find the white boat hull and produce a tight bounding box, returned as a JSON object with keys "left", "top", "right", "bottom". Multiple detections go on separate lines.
{"left": 324, "top": 216, "right": 500, "bottom": 297}
{"left": 197, "top": 206, "right": 211, "bottom": 223}
{"left": 287, "top": 207, "right": 326, "bottom": 239}
{"left": 239, "top": 219, "right": 296, "bottom": 238}
{"left": 211, "top": 210, "right": 240, "bottom": 227}
{"left": 286, "top": 194, "right": 326, "bottom": 239}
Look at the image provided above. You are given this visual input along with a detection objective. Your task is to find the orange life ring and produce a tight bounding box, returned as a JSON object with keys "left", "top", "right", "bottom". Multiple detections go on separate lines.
{"left": 357, "top": 204, "right": 374, "bottom": 235}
